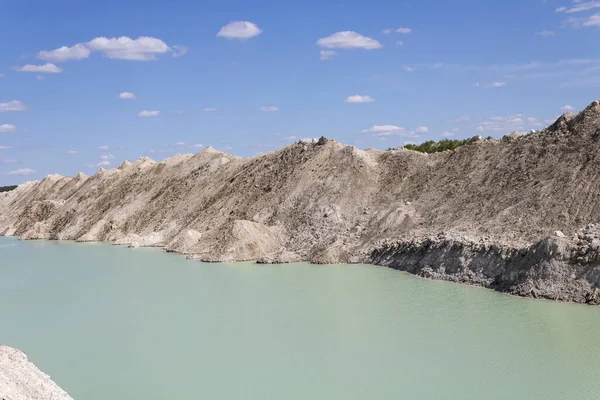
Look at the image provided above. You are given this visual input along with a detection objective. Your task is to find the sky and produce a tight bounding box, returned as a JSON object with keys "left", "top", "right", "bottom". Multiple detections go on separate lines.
{"left": 0, "top": 0, "right": 599, "bottom": 185}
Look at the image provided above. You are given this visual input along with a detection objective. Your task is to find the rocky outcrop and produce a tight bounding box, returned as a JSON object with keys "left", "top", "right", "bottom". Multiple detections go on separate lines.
{"left": 0, "top": 346, "right": 72, "bottom": 400}
{"left": 3, "top": 100, "right": 600, "bottom": 303}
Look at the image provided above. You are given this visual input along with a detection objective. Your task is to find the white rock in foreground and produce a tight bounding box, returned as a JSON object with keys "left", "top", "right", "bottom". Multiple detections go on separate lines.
{"left": 0, "top": 346, "right": 72, "bottom": 400}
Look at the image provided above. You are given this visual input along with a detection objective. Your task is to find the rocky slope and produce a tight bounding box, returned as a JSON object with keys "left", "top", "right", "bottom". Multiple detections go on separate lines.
{"left": 0, "top": 346, "right": 72, "bottom": 400}
{"left": 3, "top": 100, "right": 600, "bottom": 303}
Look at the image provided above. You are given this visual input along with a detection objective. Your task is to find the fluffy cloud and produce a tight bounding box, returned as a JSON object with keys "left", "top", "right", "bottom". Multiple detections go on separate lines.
{"left": 442, "top": 131, "right": 455, "bottom": 137}
{"left": 96, "top": 161, "right": 110, "bottom": 167}
{"left": 217, "top": 21, "right": 262, "bottom": 39}
{"left": 16, "top": 63, "right": 63, "bottom": 73}
{"left": 556, "top": 1, "right": 600, "bottom": 13}
{"left": 38, "top": 44, "right": 91, "bottom": 62}
{"left": 403, "top": 66, "right": 417, "bottom": 72}
{"left": 0, "top": 100, "right": 28, "bottom": 112}
{"left": 138, "top": 110, "right": 160, "bottom": 117}
{"left": 415, "top": 126, "right": 429, "bottom": 133}
{"left": 345, "top": 95, "right": 375, "bottom": 103}
{"left": 473, "top": 114, "right": 542, "bottom": 133}
{"left": 100, "top": 154, "right": 114, "bottom": 160}
{"left": 203, "top": 107, "right": 218, "bottom": 112}
{"left": 396, "top": 40, "right": 404, "bottom": 47}
{"left": 382, "top": 29, "right": 393, "bottom": 34}
{"left": 361, "top": 125, "right": 420, "bottom": 138}
{"left": 35, "top": 36, "right": 182, "bottom": 63}
{"left": 98, "top": 145, "right": 109, "bottom": 151}
{"left": 565, "top": 13, "right": 600, "bottom": 27}
{"left": 561, "top": 104, "right": 575, "bottom": 111}
{"left": 0, "top": 145, "right": 13, "bottom": 150}
{"left": 476, "top": 81, "right": 507, "bottom": 88}
{"left": 87, "top": 36, "right": 171, "bottom": 61}
{"left": 7, "top": 168, "right": 35, "bottom": 175}
{"left": 260, "top": 106, "right": 279, "bottom": 112}
{"left": 0, "top": 124, "right": 16, "bottom": 133}
{"left": 396, "top": 27, "right": 412, "bottom": 33}
{"left": 66, "top": 150, "right": 78, "bottom": 155}
{"left": 118, "top": 92, "right": 136, "bottom": 100}
{"left": 317, "top": 31, "right": 383, "bottom": 50}
{"left": 320, "top": 50, "right": 337, "bottom": 60}
{"left": 536, "top": 30, "right": 556, "bottom": 37}
{"left": 193, "top": 144, "right": 204, "bottom": 148}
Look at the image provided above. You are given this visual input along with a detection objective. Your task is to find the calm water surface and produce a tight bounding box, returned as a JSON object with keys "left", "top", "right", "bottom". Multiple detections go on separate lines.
{"left": 2, "top": 236, "right": 600, "bottom": 399}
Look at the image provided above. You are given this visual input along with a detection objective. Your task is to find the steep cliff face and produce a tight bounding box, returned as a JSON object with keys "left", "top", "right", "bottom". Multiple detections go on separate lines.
{"left": 2, "top": 101, "right": 600, "bottom": 302}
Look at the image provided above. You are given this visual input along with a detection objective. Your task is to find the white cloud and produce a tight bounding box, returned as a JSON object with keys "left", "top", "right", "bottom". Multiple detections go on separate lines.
{"left": 172, "top": 110, "right": 184, "bottom": 116}
{"left": 87, "top": 36, "right": 171, "bottom": 61}
{"left": 382, "top": 28, "right": 393, "bottom": 34}
{"left": 396, "top": 40, "right": 404, "bottom": 47}
{"left": 38, "top": 44, "right": 91, "bottom": 62}
{"left": 320, "top": 50, "right": 337, "bottom": 60}
{"left": 193, "top": 144, "right": 204, "bottom": 148}
{"left": 118, "top": 92, "right": 136, "bottom": 100}
{"left": 415, "top": 126, "right": 429, "bottom": 133}
{"left": 474, "top": 114, "right": 535, "bottom": 133}
{"left": 561, "top": 104, "right": 575, "bottom": 111}
{"left": 7, "top": 168, "right": 35, "bottom": 176}
{"left": 557, "top": 1, "right": 600, "bottom": 13}
{"left": 260, "top": 106, "right": 279, "bottom": 112}
{"left": 217, "top": 21, "right": 262, "bottom": 39}
{"left": 16, "top": 63, "right": 63, "bottom": 73}
{"left": 477, "top": 81, "right": 507, "bottom": 88}
{"left": 317, "top": 31, "right": 383, "bottom": 50}
{"left": 345, "top": 95, "right": 375, "bottom": 103}
{"left": 138, "top": 110, "right": 160, "bottom": 117}
{"left": 0, "top": 124, "right": 17, "bottom": 133}
{"left": 536, "top": 30, "right": 556, "bottom": 37}
{"left": 98, "top": 145, "right": 109, "bottom": 151}
{"left": 284, "top": 135, "right": 297, "bottom": 140}
{"left": 66, "top": 150, "right": 78, "bottom": 155}
{"left": 455, "top": 115, "right": 471, "bottom": 122}
{"left": 175, "top": 142, "right": 185, "bottom": 146}
{"left": 203, "top": 107, "right": 218, "bottom": 112}
{"left": 172, "top": 45, "right": 188, "bottom": 57}
{"left": 442, "top": 131, "right": 455, "bottom": 137}
{"left": 0, "top": 100, "right": 28, "bottom": 112}
{"left": 0, "top": 146, "right": 13, "bottom": 150}
{"left": 403, "top": 66, "right": 417, "bottom": 72}
{"left": 565, "top": 12, "right": 600, "bottom": 27}
{"left": 361, "top": 125, "right": 420, "bottom": 137}
{"left": 100, "top": 154, "right": 114, "bottom": 160}
{"left": 527, "top": 117, "right": 544, "bottom": 127}
{"left": 396, "top": 27, "right": 412, "bottom": 34}
{"left": 96, "top": 161, "right": 110, "bottom": 167}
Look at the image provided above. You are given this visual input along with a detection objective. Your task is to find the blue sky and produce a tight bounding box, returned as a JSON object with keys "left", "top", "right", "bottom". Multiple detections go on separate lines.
{"left": 1, "top": 0, "right": 599, "bottom": 184}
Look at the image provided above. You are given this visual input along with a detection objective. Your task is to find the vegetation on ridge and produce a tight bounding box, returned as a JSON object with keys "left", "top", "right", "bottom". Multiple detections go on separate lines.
{"left": 0, "top": 186, "right": 17, "bottom": 193}
{"left": 389, "top": 137, "right": 492, "bottom": 154}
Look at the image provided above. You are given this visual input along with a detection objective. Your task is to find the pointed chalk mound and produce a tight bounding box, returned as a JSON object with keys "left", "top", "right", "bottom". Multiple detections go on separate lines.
{"left": 0, "top": 345, "right": 73, "bottom": 400}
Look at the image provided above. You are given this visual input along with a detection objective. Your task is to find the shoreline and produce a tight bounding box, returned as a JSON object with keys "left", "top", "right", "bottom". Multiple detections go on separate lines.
{"left": 3, "top": 232, "right": 600, "bottom": 306}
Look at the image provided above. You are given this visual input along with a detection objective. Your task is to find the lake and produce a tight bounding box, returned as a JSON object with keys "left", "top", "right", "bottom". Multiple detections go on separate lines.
{"left": 1, "top": 236, "right": 600, "bottom": 399}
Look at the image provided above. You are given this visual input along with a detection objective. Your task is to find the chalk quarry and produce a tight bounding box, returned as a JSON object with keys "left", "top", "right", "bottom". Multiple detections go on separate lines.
{"left": 3, "top": 100, "right": 600, "bottom": 304}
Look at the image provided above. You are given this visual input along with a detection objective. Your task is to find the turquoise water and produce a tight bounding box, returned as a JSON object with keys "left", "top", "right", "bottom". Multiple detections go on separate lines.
{"left": 2, "top": 237, "right": 600, "bottom": 399}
